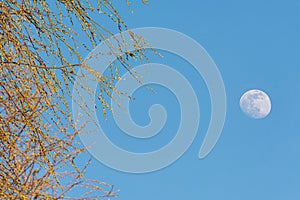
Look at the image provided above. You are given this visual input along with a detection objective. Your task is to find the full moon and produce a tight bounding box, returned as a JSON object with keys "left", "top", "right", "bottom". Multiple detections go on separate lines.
{"left": 240, "top": 89, "right": 271, "bottom": 119}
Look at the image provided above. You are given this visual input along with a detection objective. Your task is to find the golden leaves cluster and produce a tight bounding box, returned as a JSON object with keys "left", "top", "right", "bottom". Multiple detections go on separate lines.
{"left": 0, "top": 0, "right": 150, "bottom": 199}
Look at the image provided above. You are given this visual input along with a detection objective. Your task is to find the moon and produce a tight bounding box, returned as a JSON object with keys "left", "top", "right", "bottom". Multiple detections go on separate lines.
{"left": 240, "top": 89, "right": 271, "bottom": 119}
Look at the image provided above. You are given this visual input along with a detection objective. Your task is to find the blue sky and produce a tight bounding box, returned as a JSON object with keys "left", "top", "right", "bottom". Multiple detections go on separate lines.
{"left": 73, "top": 1, "right": 300, "bottom": 199}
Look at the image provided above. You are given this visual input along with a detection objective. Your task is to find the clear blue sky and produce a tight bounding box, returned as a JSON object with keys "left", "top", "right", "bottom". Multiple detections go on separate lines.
{"left": 74, "top": 1, "right": 300, "bottom": 199}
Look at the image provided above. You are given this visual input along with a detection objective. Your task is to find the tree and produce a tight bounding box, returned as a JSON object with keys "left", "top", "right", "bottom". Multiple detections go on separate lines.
{"left": 0, "top": 0, "right": 150, "bottom": 199}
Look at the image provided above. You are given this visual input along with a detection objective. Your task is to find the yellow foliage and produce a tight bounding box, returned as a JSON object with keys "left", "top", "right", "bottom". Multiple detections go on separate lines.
{"left": 0, "top": 0, "right": 149, "bottom": 199}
